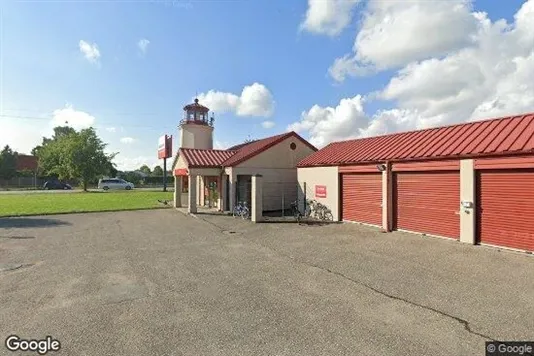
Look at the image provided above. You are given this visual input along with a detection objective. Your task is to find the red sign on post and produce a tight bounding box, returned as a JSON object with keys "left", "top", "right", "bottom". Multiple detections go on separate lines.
{"left": 315, "top": 185, "right": 327, "bottom": 198}
{"left": 158, "top": 135, "right": 173, "bottom": 159}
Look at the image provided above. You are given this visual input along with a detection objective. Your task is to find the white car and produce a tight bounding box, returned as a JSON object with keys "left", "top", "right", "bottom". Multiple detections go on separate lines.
{"left": 98, "top": 178, "right": 135, "bottom": 191}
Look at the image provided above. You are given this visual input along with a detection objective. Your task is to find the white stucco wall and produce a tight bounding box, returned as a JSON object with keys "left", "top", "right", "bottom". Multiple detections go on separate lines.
{"left": 180, "top": 123, "right": 213, "bottom": 150}
{"left": 297, "top": 166, "right": 340, "bottom": 221}
{"left": 227, "top": 136, "right": 317, "bottom": 211}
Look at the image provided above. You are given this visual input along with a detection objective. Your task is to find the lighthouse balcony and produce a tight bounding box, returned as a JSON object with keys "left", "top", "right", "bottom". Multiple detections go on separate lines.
{"left": 180, "top": 117, "right": 215, "bottom": 127}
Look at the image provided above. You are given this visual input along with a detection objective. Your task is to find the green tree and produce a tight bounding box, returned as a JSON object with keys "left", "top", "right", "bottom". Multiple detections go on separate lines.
{"left": 32, "top": 126, "right": 76, "bottom": 157}
{"left": 139, "top": 164, "right": 151, "bottom": 175}
{"left": 121, "top": 171, "right": 142, "bottom": 185}
{"left": 152, "top": 165, "right": 164, "bottom": 176}
{"left": 0, "top": 145, "right": 18, "bottom": 180}
{"left": 38, "top": 127, "right": 117, "bottom": 191}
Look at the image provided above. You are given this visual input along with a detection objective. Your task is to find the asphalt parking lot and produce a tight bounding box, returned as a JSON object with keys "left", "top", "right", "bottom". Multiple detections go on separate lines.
{"left": 0, "top": 210, "right": 533, "bottom": 355}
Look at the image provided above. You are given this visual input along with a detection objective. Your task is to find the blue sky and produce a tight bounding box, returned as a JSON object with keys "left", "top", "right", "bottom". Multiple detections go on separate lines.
{"left": 1, "top": 0, "right": 532, "bottom": 170}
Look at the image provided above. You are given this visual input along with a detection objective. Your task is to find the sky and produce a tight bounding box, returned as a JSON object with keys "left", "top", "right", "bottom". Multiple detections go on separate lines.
{"left": 0, "top": 0, "right": 533, "bottom": 171}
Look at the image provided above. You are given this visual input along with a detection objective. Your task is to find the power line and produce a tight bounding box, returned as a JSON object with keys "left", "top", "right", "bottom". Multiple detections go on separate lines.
{"left": 0, "top": 113, "right": 179, "bottom": 131}
{"left": 1, "top": 107, "right": 179, "bottom": 118}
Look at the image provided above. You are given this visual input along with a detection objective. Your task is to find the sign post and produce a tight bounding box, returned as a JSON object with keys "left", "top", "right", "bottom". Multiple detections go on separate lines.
{"left": 158, "top": 135, "right": 173, "bottom": 192}
{"left": 163, "top": 156, "right": 167, "bottom": 192}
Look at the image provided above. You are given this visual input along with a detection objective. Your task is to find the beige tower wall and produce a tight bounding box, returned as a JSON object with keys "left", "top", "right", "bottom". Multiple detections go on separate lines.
{"left": 180, "top": 123, "right": 213, "bottom": 149}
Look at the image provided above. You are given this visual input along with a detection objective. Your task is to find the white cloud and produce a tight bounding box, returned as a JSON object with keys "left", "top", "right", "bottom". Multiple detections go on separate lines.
{"left": 0, "top": 117, "right": 48, "bottom": 155}
{"left": 329, "top": 0, "right": 478, "bottom": 81}
{"left": 0, "top": 105, "right": 96, "bottom": 154}
{"left": 138, "top": 38, "right": 150, "bottom": 55}
{"left": 79, "top": 40, "right": 101, "bottom": 63}
{"left": 120, "top": 137, "right": 136, "bottom": 144}
{"left": 300, "top": 0, "right": 361, "bottom": 36}
{"left": 288, "top": 95, "right": 369, "bottom": 148}
{"left": 214, "top": 140, "right": 231, "bottom": 150}
{"left": 197, "top": 83, "right": 275, "bottom": 117}
{"left": 52, "top": 105, "right": 96, "bottom": 130}
{"left": 261, "top": 120, "right": 275, "bottom": 129}
{"left": 292, "top": 0, "right": 534, "bottom": 146}
{"left": 105, "top": 127, "right": 116, "bottom": 133}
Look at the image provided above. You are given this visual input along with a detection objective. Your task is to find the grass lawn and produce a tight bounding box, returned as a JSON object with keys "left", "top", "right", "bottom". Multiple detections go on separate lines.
{"left": 0, "top": 191, "right": 174, "bottom": 217}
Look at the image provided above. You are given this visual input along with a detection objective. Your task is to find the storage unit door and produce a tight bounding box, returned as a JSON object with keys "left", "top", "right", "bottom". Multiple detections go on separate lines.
{"left": 477, "top": 170, "right": 534, "bottom": 252}
{"left": 394, "top": 171, "right": 460, "bottom": 239}
{"left": 341, "top": 173, "right": 382, "bottom": 226}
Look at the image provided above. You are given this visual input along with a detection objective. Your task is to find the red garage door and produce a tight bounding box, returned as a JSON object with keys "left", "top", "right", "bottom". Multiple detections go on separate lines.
{"left": 341, "top": 173, "right": 382, "bottom": 226}
{"left": 394, "top": 171, "right": 460, "bottom": 239}
{"left": 477, "top": 170, "right": 534, "bottom": 252}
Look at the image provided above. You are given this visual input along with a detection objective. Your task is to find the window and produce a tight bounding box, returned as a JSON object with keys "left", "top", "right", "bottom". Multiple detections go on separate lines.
{"left": 290, "top": 142, "right": 297, "bottom": 150}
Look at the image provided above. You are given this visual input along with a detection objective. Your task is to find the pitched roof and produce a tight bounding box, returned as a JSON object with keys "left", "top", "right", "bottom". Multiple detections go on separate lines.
{"left": 177, "top": 131, "right": 316, "bottom": 170}
{"left": 298, "top": 112, "right": 534, "bottom": 167}
{"left": 227, "top": 141, "right": 256, "bottom": 151}
{"left": 179, "top": 148, "right": 237, "bottom": 168}
{"left": 222, "top": 131, "right": 317, "bottom": 167}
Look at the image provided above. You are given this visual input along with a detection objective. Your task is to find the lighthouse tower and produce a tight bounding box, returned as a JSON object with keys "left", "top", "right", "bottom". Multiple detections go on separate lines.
{"left": 180, "top": 98, "right": 214, "bottom": 149}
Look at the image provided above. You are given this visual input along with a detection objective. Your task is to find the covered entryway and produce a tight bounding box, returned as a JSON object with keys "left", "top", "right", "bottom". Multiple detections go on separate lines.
{"left": 341, "top": 173, "right": 382, "bottom": 226}
{"left": 477, "top": 169, "right": 534, "bottom": 252}
{"left": 394, "top": 171, "right": 460, "bottom": 239}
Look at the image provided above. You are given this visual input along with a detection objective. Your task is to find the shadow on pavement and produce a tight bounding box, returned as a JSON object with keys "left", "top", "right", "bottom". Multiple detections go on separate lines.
{"left": 0, "top": 217, "right": 72, "bottom": 229}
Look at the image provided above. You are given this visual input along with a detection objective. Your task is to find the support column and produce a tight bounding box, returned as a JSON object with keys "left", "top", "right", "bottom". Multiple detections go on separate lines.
{"left": 197, "top": 176, "right": 202, "bottom": 206}
{"left": 251, "top": 174, "right": 263, "bottom": 223}
{"left": 460, "top": 159, "right": 476, "bottom": 244}
{"left": 229, "top": 171, "right": 237, "bottom": 212}
{"left": 174, "top": 176, "right": 182, "bottom": 208}
{"left": 382, "top": 163, "right": 393, "bottom": 232}
{"left": 200, "top": 176, "right": 206, "bottom": 207}
{"left": 219, "top": 175, "right": 227, "bottom": 211}
{"left": 188, "top": 174, "right": 197, "bottom": 214}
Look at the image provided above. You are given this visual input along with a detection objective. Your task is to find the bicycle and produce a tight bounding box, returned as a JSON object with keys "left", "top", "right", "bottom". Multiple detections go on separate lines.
{"left": 290, "top": 200, "right": 312, "bottom": 223}
{"left": 232, "top": 201, "right": 250, "bottom": 220}
{"left": 309, "top": 200, "right": 333, "bottom": 221}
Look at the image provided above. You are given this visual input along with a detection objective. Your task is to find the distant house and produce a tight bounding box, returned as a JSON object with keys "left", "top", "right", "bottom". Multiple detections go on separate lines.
{"left": 16, "top": 155, "right": 38, "bottom": 172}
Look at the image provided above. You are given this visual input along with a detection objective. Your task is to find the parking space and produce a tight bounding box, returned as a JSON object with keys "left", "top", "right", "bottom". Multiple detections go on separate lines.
{"left": 0, "top": 210, "right": 532, "bottom": 355}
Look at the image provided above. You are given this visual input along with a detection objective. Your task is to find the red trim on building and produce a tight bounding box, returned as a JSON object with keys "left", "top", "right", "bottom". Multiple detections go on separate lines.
{"left": 174, "top": 168, "right": 189, "bottom": 176}
{"left": 338, "top": 164, "right": 379, "bottom": 173}
{"left": 392, "top": 160, "right": 460, "bottom": 172}
{"left": 474, "top": 155, "right": 534, "bottom": 170}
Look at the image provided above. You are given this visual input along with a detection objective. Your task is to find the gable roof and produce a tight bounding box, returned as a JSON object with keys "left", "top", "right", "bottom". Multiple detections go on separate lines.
{"left": 222, "top": 131, "right": 317, "bottom": 167}
{"left": 227, "top": 141, "right": 257, "bottom": 151}
{"left": 176, "top": 131, "right": 317, "bottom": 170}
{"left": 298, "top": 112, "right": 534, "bottom": 167}
{"left": 180, "top": 148, "right": 237, "bottom": 168}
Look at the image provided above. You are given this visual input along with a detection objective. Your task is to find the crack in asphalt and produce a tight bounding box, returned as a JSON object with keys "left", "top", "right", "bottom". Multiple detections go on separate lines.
{"left": 198, "top": 215, "right": 496, "bottom": 342}
{"left": 286, "top": 256, "right": 495, "bottom": 341}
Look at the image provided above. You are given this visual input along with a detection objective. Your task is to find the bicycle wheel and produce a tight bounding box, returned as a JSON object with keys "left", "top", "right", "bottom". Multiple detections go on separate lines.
{"left": 233, "top": 207, "right": 239, "bottom": 218}
{"left": 323, "top": 211, "right": 333, "bottom": 221}
{"left": 241, "top": 207, "right": 250, "bottom": 220}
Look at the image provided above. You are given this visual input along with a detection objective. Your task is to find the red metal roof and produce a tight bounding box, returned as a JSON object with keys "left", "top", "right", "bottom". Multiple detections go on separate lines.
{"left": 16, "top": 155, "right": 38, "bottom": 171}
{"left": 298, "top": 113, "right": 534, "bottom": 167}
{"left": 222, "top": 131, "right": 317, "bottom": 167}
{"left": 179, "top": 148, "right": 237, "bottom": 168}
{"left": 177, "top": 131, "right": 317, "bottom": 170}
{"left": 227, "top": 141, "right": 256, "bottom": 151}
